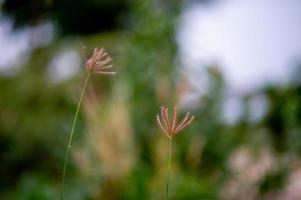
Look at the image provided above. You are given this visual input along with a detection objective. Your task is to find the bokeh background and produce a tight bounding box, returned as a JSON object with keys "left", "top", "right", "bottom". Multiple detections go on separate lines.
{"left": 1, "top": 0, "right": 301, "bottom": 199}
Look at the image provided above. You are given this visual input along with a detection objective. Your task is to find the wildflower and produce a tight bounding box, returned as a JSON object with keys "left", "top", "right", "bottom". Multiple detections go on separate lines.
{"left": 85, "top": 48, "right": 115, "bottom": 74}
{"left": 156, "top": 106, "right": 194, "bottom": 138}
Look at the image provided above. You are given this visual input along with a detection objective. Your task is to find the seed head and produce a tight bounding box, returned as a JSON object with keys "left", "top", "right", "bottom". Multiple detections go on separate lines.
{"left": 156, "top": 106, "right": 195, "bottom": 139}
{"left": 85, "top": 48, "right": 115, "bottom": 75}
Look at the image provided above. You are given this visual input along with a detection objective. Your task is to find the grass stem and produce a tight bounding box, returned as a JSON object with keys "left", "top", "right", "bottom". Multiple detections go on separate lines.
{"left": 60, "top": 72, "right": 91, "bottom": 200}
{"left": 165, "top": 136, "right": 172, "bottom": 200}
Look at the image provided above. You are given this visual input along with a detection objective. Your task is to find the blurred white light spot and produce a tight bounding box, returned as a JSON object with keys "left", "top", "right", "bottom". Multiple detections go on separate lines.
{"left": 0, "top": 17, "right": 30, "bottom": 75}
{"left": 248, "top": 94, "right": 269, "bottom": 123}
{"left": 0, "top": 16, "right": 54, "bottom": 76}
{"left": 48, "top": 49, "right": 81, "bottom": 83}
{"left": 222, "top": 95, "right": 244, "bottom": 125}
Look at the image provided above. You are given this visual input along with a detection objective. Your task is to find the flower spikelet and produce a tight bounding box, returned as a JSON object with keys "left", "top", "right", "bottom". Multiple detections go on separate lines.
{"left": 85, "top": 48, "right": 115, "bottom": 74}
{"left": 156, "top": 106, "right": 194, "bottom": 138}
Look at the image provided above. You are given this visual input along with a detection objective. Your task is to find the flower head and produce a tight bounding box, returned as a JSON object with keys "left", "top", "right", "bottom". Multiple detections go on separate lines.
{"left": 85, "top": 48, "right": 115, "bottom": 74}
{"left": 156, "top": 106, "right": 195, "bottom": 138}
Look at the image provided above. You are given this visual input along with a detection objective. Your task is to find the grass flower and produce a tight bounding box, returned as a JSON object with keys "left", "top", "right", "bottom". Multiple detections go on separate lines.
{"left": 61, "top": 47, "right": 115, "bottom": 200}
{"left": 157, "top": 106, "right": 195, "bottom": 139}
{"left": 85, "top": 48, "right": 116, "bottom": 75}
{"left": 156, "top": 106, "right": 194, "bottom": 199}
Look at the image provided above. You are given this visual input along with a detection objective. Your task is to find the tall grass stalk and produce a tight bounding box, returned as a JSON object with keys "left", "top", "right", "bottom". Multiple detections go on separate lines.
{"left": 157, "top": 106, "right": 195, "bottom": 200}
{"left": 59, "top": 47, "right": 114, "bottom": 200}
{"left": 60, "top": 72, "right": 91, "bottom": 200}
{"left": 165, "top": 136, "right": 172, "bottom": 200}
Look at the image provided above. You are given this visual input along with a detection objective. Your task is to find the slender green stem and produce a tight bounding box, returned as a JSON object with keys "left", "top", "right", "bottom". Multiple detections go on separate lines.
{"left": 60, "top": 72, "right": 91, "bottom": 200}
{"left": 165, "top": 136, "right": 172, "bottom": 200}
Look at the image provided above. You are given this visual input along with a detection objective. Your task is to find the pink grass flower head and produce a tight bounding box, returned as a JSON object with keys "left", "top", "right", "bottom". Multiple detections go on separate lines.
{"left": 156, "top": 106, "right": 195, "bottom": 139}
{"left": 85, "top": 48, "right": 115, "bottom": 74}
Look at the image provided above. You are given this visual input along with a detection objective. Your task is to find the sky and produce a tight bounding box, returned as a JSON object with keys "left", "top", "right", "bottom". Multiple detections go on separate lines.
{"left": 177, "top": 0, "right": 301, "bottom": 95}
{"left": 177, "top": 0, "right": 301, "bottom": 124}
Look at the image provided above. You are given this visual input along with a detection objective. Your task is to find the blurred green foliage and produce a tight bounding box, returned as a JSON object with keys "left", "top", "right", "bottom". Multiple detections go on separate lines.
{"left": 1, "top": 0, "right": 301, "bottom": 199}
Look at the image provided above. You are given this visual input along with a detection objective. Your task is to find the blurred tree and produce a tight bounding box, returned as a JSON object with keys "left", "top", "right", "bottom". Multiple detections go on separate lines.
{"left": 2, "top": 0, "right": 129, "bottom": 34}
